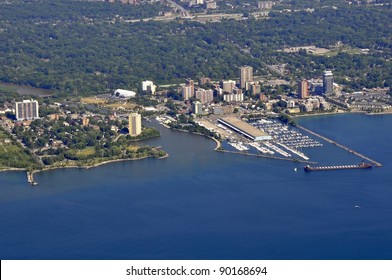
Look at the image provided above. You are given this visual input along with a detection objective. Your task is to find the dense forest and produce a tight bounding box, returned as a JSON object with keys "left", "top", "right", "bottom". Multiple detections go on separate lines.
{"left": 0, "top": 0, "right": 391, "bottom": 96}
{"left": 0, "top": 0, "right": 169, "bottom": 21}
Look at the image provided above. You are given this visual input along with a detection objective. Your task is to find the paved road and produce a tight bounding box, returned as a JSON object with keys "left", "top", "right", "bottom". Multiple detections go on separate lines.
{"left": 165, "top": 0, "right": 190, "bottom": 18}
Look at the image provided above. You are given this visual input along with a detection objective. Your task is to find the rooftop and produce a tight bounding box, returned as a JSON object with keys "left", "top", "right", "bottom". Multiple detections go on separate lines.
{"left": 219, "top": 117, "right": 271, "bottom": 141}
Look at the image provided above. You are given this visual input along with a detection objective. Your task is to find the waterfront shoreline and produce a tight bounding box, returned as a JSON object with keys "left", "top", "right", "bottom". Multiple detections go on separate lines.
{"left": 164, "top": 125, "right": 222, "bottom": 150}
{"left": 0, "top": 167, "right": 26, "bottom": 173}
{"left": 294, "top": 110, "right": 392, "bottom": 118}
{"left": 0, "top": 153, "right": 169, "bottom": 175}
{"left": 293, "top": 111, "right": 348, "bottom": 118}
{"left": 211, "top": 136, "right": 222, "bottom": 150}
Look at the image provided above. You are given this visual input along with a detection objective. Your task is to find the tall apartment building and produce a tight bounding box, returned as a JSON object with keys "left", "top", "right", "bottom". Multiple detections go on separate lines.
{"left": 182, "top": 86, "right": 194, "bottom": 100}
{"left": 198, "top": 77, "right": 211, "bottom": 85}
{"left": 221, "top": 80, "right": 236, "bottom": 93}
{"left": 185, "top": 78, "right": 195, "bottom": 90}
{"left": 297, "top": 79, "right": 309, "bottom": 99}
{"left": 239, "top": 66, "right": 253, "bottom": 89}
{"left": 193, "top": 101, "right": 203, "bottom": 115}
{"left": 195, "top": 89, "right": 214, "bottom": 104}
{"left": 251, "top": 82, "right": 261, "bottom": 95}
{"left": 128, "top": 113, "right": 142, "bottom": 136}
{"left": 15, "top": 99, "right": 39, "bottom": 121}
{"left": 323, "top": 70, "right": 334, "bottom": 95}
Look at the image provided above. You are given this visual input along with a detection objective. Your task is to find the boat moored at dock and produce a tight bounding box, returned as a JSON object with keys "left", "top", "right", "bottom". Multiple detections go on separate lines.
{"left": 304, "top": 161, "right": 372, "bottom": 172}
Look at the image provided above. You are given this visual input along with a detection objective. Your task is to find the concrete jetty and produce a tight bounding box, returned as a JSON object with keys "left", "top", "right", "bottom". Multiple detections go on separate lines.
{"left": 217, "top": 149, "right": 317, "bottom": 164}
{"left": 296, "top": 125, "right": 382, "bottom": 167}
{"left": 27, "top": 171, "right": 38, "bottom": 186}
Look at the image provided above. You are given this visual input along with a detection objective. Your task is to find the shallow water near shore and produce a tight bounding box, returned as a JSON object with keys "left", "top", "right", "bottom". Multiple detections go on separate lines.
{"left": 0, "top": 114, "right": 392, "bottom": 259}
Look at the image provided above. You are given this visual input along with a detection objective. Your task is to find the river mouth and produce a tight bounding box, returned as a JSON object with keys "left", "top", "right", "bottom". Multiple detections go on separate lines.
{"left": 0, "top": 81, "right": 54, "bottom": 97}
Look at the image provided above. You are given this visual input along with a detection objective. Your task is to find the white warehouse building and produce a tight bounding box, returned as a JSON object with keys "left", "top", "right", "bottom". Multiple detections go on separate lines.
{"left": 112, "top": 89, "right": 137, "bottom": 98}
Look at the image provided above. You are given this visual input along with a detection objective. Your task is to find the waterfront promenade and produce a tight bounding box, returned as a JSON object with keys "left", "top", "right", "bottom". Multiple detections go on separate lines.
{"left": 296, "top": 124, "right": 383, "bottom": 167}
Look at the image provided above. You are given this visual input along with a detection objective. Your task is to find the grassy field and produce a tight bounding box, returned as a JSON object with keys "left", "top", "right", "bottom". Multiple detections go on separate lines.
{"left": 317, "top": 45, "right": 366, "bottom": 57}
{"left": 81, "top": 97, "right": 137, "bottom": 110}
{"left": 0, "top": 84, "right": 17, "bottom": 94}
{"left": 104, "top": 102, "right": 137, "bottom": 110}
{"left": 126, "top": 145, "right": 140, "bottom": 152}
{"left": 81, "top": 97, "right": 107, "bottom": 104}
{"left": 76, "top": 147, "right": 96, "bottom": 157}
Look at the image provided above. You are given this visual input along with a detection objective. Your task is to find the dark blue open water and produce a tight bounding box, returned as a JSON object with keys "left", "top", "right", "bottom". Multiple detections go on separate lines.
{"left": 0, "top": 113, "right": 391, "bottom": 259}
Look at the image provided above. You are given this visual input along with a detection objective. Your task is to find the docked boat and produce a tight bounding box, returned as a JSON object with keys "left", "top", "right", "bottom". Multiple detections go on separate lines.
{"left": 304, "top": 161, "right": 372, "bottom": 172}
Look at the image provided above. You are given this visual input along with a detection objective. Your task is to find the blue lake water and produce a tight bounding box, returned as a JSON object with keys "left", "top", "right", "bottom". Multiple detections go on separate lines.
{"left": 0, "top": 113, "right": 392, "bottom": 259}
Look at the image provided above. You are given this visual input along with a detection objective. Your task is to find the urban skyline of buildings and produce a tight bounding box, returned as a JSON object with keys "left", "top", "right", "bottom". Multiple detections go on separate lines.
{"left": 178, "top": 67, "right": 334, "bottom": 111}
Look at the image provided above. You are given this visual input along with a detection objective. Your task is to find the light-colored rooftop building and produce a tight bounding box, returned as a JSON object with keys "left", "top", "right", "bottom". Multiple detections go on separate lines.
{"left": 113, "top": 89, "right": 137, "bottom": 98}
{"left": 223, "top": 92, "right": 244, "bottom": 102}
{"left": 15, "top": 99, "right": 39, "bottom": 121}
{"left": 218, "top": 117, "right": 272, "bottom": 141}
{"left": 142, "top": 81, "right": 156, "bottom": 94}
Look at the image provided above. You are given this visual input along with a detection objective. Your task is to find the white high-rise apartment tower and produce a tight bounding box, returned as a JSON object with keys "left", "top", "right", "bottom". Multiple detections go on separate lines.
{"left": 15, "top": 99, "right": 39, "bottom": 121}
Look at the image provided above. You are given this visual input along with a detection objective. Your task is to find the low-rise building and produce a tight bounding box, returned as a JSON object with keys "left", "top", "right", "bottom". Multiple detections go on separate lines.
{"left": 212, "top": 106, "right": 234, "bottom": 115}
{"left": 205, "top": 1, "right": 217, "bottom": 9}
{"left": 218, "top": 117, "right": 272, "bottom": 141}
{"left": 223, "top": 92, "right": 244, "bottom": 102}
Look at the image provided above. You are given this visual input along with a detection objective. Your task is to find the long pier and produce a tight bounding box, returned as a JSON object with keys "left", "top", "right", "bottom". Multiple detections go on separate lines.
{"left": 296, "top": 125, "right": 382, "bottom": 167}
{"left": 217, "top": 149, "right": 317, "bottom": 164}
